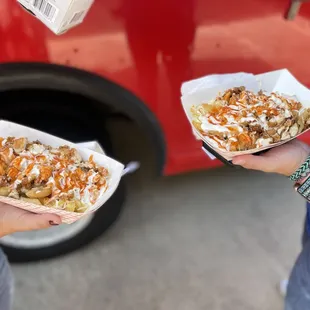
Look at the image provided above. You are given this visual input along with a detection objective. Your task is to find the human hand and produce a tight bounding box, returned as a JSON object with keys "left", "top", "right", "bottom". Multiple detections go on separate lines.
{"left": 0, "top": 203, "right": 61, "bottom": 238}
{"left": 232, "top": 140, "right": 310, "bottom": 176}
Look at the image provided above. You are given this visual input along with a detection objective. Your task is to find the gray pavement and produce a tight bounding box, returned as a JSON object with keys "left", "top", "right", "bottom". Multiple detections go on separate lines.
{"left": 11, "top": 122, "right": 306, "bottom": 310}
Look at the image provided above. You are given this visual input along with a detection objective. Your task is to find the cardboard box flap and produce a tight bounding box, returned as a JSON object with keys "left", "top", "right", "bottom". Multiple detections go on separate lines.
{"left": 17, "top": 0, "right": 94, "bottom": 35}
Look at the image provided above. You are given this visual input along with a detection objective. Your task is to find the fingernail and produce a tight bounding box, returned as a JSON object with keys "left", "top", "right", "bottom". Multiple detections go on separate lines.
{"left": 49, "top": 221, "right": 59, "bottom": 226}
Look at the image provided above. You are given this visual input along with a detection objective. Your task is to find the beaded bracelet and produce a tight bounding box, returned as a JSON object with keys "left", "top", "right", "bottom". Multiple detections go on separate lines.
{"left": 290, "top": 155, "right": 310, "bottom": 181}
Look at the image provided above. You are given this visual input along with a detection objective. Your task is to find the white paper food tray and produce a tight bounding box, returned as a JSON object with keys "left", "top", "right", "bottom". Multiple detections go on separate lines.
{"left": 181, "top": 69, "right": 310, "bottom": 161}
{"left": 0, "top": 121, "right": 124, "bottom": 224}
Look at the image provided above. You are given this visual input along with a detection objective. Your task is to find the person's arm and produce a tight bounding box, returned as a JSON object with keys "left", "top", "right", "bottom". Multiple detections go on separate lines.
{"left": 0, "top": 203, "right": 61, "bottom": 238}
{"left": 232, "top": 140, "right": 310, "bottom": 177}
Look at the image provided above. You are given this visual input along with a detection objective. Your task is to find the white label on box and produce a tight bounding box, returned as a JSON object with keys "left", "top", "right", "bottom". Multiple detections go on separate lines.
{"left": 31, "top": 0, "right": 59, "bottom": 23}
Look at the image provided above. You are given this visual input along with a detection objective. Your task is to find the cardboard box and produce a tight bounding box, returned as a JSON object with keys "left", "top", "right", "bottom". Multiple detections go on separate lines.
{"left": 18, "top": 0, "right": 94, "bottom": 35}
{"left": 0, "top": 121, "right": 124, "bottom": 224}
{"left": 181, "top": 69, "right": 310, "bottom": 161}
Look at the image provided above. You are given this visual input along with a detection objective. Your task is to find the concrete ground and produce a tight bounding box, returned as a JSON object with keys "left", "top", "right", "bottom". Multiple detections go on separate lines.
{"left": 12, "top": 122, "right": 306, "bottom": 310}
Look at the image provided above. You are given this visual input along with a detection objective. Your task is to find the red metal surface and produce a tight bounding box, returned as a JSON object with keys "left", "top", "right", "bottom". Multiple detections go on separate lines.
{"left": 1, "top": 0, "right": 310, "bottom": 175}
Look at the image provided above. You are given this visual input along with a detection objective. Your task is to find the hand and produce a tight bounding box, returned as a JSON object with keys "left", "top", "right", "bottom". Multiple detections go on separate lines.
{"left": 232, "top": 140, "right": 310, "bottom": 176}
{"left": 0, "top": 203, "right": 61, "bottom": 238}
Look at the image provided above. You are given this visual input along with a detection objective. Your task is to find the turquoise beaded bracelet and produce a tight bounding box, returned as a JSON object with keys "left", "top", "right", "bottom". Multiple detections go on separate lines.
{"left": 290, "top": 155, "right": 310, "bottom": 181}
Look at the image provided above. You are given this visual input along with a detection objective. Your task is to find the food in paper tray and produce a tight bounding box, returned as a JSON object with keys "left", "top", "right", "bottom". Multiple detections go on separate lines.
{"left": 0, "top": 137, "right": 110, "bottom": 213}
{"left": 191, "top": 87, "right": 310, "bottom": 151}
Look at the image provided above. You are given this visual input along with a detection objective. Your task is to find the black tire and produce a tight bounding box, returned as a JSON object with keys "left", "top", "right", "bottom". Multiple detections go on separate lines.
{"left": 0, "top": 90, "right": 126, "bottom": 263}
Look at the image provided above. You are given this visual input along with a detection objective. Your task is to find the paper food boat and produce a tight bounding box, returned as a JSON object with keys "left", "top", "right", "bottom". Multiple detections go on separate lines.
{"left": 181, "top": 69, "right": 310, "bottom": 161}
{"left": 0, "top": 121, "right": 124, "bottom": 224}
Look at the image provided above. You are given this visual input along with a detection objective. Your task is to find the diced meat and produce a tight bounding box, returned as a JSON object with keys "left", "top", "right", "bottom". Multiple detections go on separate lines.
{"left": 13, "top": 138, "right": 28, "bottom": 154}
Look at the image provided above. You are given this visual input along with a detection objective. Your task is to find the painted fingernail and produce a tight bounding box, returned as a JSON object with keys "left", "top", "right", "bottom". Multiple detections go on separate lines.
{"left": 49, "top": 221, "right": 59, "bottom": 226}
